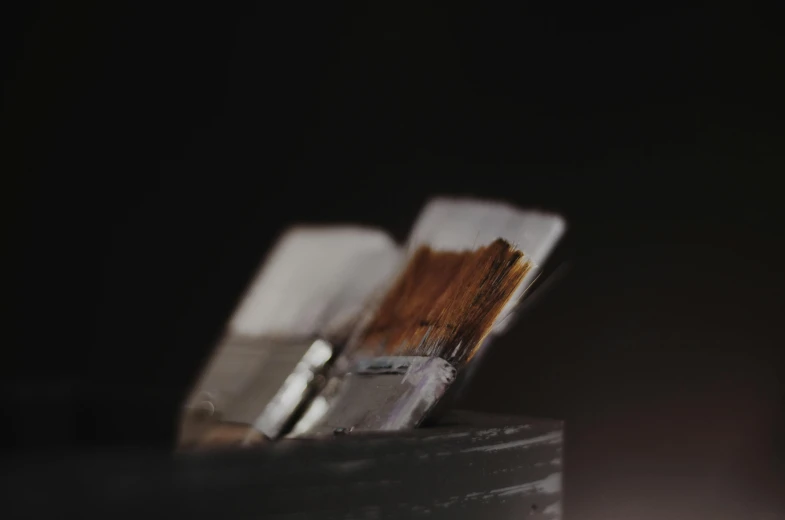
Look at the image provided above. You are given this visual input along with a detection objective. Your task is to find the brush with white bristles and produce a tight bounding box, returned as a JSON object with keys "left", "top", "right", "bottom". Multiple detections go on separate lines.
{"left": 288, "top": 197, "right": 565, "bottom": 437}
{"left": 179, "top": 226, "right": 401, "bottom": 448}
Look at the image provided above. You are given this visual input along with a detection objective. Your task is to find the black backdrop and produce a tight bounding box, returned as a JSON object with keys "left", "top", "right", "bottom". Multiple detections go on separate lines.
{"left": 3, "top": 4, "right": 784, "bottom": 519}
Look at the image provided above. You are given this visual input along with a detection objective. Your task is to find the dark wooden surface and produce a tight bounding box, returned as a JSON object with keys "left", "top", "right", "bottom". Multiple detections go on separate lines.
{"left": 1, "top": 412, "right": 563, "bottom": 519}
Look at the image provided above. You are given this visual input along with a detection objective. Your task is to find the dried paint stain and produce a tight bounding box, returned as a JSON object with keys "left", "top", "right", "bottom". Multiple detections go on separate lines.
{"left": 461, "top": 431, "right": 563, "bottom": 453}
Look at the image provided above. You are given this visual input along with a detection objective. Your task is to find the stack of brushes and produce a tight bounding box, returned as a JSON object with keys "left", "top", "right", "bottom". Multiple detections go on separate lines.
{"left": 178, "top": 197, "right": 565, "bottom": 449}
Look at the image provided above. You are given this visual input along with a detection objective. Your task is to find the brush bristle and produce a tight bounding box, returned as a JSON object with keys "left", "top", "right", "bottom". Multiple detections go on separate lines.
{"left": 353, "top": 239, "right": 531, "bottom": 367}
{"left": 407, "top": 197, "right": 566, "bottom": 334}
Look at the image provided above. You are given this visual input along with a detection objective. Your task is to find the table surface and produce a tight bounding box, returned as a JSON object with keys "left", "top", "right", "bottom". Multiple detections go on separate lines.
{"left": 1, "top": 412, "right": 563, "bottom": 520}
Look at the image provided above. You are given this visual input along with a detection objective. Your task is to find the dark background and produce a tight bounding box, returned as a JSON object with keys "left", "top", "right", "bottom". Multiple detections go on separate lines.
{"left": 3, "top": 4, "right": 784, "bottom": 519}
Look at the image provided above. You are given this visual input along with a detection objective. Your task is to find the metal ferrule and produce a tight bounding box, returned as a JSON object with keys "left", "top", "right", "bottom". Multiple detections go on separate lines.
{"left": 289, "top": 356, "right": 457, "bottom": 437}
{"left": 179, "top": 337, "right": 334, "bottom": 445}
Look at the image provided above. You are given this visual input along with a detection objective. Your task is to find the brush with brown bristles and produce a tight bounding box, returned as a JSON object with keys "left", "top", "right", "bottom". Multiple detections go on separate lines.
{"left": 288, "top": 198, "right": 565, "bottom": 436}
{"left": 354, "top": 238, "right": 531, "bottom": 366}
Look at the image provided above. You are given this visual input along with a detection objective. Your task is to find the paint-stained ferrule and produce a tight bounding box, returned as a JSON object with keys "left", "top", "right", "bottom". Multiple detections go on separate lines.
{"left": 289, "top": 356, "right": 457, "bottom": 437}
{"left": 180, "top": 338, "right": 335, "bottom": 446}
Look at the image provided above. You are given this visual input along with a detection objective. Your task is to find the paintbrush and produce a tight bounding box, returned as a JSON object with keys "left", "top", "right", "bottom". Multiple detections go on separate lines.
{"left": 179, "top": 226, "right": 401, "bottom": 448}
{"left": 406, "top": 197, "right": 566, "bottom": 416}
{"left": 288, "top": 198, "right": 565, "bottom": 436}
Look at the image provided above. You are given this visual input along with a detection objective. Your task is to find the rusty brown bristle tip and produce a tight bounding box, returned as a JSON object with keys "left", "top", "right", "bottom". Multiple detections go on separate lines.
{"left": 355, "top": 238, "right": 532, "bottom": 367}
